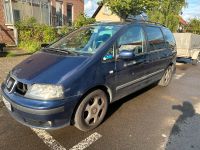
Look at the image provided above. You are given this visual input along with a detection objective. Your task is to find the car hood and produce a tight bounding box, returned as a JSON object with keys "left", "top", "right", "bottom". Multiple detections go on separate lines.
{"left": 11, "top": 51, "right": 89, "bottom": 84}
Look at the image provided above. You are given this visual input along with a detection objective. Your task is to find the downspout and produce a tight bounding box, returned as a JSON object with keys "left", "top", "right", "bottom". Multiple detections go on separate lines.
{"left": 12, "top": 0, "right": 18, "bottom": 46}
{"left": 7, "top": 0, "right": 18, "bottom": 46}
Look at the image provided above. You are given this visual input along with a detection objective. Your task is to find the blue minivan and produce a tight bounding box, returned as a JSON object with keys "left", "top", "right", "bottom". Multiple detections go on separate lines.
{"left": 1, "top": 21, "right": 176, "bottom": 131}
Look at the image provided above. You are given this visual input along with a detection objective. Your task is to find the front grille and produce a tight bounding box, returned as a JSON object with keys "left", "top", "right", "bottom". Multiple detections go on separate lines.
{"left": 16, "top": 82, "right": 28, "bottom": 95}
{"left": 5, "top": 74, "right": 28, "bottom": 95}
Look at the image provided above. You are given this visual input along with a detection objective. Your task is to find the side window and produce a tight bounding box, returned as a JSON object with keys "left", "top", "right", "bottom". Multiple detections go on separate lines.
{"left": 103, "top": 45, "right": 115, "bottom": 61}
{"left": 145, "top": 26, "right": 165, "bottom": 51}
{"left": 162, "top": 28, "right": 176, "bottom": 51}
{"left": 117, "top": 26, "right": 145, "bottom": 55}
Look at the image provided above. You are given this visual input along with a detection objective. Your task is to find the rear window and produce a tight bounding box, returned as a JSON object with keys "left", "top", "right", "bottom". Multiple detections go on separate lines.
{"left": 162, "top": 28, "right": 176, "bottom": 51}
{"left": 145, "top": 26, "right": 165, "bottom": 51}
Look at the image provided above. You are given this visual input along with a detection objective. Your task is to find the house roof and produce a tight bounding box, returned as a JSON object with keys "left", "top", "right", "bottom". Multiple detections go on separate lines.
{"left": 179, "top": 16, "right": 187, "bottom": 25}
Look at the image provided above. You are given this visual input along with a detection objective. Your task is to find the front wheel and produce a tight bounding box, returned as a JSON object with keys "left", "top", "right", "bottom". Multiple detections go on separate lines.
{"left": 159, "top": 66, "right": 173, "bottom": 87}
{"left": 74, "top": 89, "right": 108, "bottom": 131}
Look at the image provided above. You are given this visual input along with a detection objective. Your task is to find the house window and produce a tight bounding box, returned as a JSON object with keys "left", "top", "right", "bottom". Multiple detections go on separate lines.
{"left": 3, "top": 0, "right": 50, "bottom": 25}
{"left": 67, "top": 4, "right": 73, "bottom": 25}
{"left": 13, "top": 10, "right": 20, "bottom": 22}
{"left": 56, "top": 1, "right": 63, "bottom": 26}
{"left": 3, "top": 0, "right": 13, "bottom": 24}
{"left": 41, "top": 2, "right": 50, "bottom": 25}
{"left": 11, "top": 0, "right": 50, "bottom": 25}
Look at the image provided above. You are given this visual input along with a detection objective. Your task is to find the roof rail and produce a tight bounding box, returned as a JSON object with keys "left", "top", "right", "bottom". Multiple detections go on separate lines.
{"left": 125, "top": 18, "right": 166, "bottom": 27}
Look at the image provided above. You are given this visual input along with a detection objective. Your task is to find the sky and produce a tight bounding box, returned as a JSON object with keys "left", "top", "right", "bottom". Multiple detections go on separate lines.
{"left": 181, "top": 0, "right": 200, "bottom": 20}
{"left": 84, "top": 0, "right": 98, "bottom": 17}
{"left": 84, "top": 0, "right": 200, "bottom": 21}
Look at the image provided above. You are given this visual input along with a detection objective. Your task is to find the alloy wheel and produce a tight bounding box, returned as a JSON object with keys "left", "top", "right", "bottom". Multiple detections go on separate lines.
{"left": 163, "top": 68, "right": 172, "bottom": 85}
{"left": 83, "top": 96, "right": 105, "bottom": 126}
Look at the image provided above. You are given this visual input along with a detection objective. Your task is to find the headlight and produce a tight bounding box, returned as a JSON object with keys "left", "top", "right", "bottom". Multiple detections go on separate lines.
{"left": 25, "top": 84, "right": 64, "bottom": 100}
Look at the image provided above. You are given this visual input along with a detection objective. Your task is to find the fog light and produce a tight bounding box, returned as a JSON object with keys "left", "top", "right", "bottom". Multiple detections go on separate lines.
{"left": 48, "top": 121, "right": 53, "bottom": 126}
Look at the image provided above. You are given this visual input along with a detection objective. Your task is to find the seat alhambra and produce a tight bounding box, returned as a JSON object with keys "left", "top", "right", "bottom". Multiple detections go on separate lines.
{"left": 1, "top": 21, "right": 176, "bottom": 131}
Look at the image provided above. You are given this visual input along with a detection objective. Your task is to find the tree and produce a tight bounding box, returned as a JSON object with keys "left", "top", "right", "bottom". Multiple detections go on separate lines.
{"left": 103, "top": 0, "right": 159, "bottom": 20}
{"left": 186, "top": 18, "right": 200, "bottom": 34}
{"left": 147, "top": 0, "right": 187, "bottom": 32}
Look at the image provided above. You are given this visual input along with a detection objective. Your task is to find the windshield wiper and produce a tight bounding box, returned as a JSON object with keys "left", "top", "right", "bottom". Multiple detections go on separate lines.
{"left": 43, "top": 48, "right": 79, "bottom": 55}
{"left": 43, "top": 48, "right": 68, "bottom": 53}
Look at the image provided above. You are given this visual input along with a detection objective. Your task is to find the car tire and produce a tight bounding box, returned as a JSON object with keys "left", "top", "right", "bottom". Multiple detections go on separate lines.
{"left": 192, "top": 54, "right": 200, "bottom": 65}
{"left": 192, "top": 59, "right": 198, "bottom": 65}
{"left": 74, "top": 89, "right": 108, "bottom": 131}
{"left": 159, "top": 66, "right": 173, "bottom": 87}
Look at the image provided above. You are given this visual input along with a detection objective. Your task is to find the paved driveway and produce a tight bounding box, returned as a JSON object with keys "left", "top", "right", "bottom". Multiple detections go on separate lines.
{"left": 0, "top": 56, "right": 29, "bottom": 83}
{"left": 0, "top": 56, "right": 200, "bottom": 150}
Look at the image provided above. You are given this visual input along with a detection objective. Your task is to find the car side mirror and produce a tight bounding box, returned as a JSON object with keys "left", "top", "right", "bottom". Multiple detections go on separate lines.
{"left": 119, "top": 50, "right": 135, "bottom": 60}
{"left": 41, "top": 43, "right": 49, "bottom": 48}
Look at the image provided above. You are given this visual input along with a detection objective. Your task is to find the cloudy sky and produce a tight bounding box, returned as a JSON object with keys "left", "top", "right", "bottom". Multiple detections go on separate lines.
{"left": 84, "top": 0, "right": 200, "bottom": 20}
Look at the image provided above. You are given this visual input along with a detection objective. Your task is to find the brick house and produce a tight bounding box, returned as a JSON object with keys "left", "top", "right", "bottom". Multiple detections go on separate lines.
{"left": 0, "top": 0, "right": 84, "bottom": 45}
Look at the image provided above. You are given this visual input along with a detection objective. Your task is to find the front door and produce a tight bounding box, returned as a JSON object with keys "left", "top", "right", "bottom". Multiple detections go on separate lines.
{"left": 114, "top": 25, "right": 150, "bottom": 100}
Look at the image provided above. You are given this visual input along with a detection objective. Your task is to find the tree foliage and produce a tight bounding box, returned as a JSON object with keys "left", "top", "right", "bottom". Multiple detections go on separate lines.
{"left": 74, "top": 14, "right": 96, "bottom": 29}
{"left": 186, "top": 18, "right": 200, "bottom": 34}
{"left": 147, "top": 0, "right": 187, "bottom": 32}
{"left": 103, "top": 0, "right": 159, "bottom": 20}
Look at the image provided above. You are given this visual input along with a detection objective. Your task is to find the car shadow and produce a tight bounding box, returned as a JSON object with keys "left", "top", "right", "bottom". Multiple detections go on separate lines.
{"left": 104, "top": 83, "right": 158, "bottom": 122}
{"left": 0, "top": 52, "right": 32, "bottom": 57}
{"left": 165, "top": 101, "right": 200, "bottom": 150}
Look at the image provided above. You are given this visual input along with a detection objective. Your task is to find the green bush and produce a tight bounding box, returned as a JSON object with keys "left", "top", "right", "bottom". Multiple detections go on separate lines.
{"left": 16, "top": 17, "right": 58, "bottom": 53}
{"left": 16, "top": 16, "right": 95, "bottom": 53}
{"left": 43, "top": 26, "right": 57, "bottom": 43}
{"left": 74, "top": 14, "right": 96, "bottom": 29}
{"left": 186, "top": 18, "right": 200, "bottom": 34}
{"left": 18, "top": 41, "right": 41, "bottom": 53}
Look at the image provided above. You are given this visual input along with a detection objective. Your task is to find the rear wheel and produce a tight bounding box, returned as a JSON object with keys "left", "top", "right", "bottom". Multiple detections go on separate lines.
{"left": 159, "top": 66, "right": 173, "bottom": 87}
{"left": 192, "top": 59, "right": 198, "bottom": 65}
{"left": 192, "top": 54, "right": 200, "bottom": 65}
{"left": 74, "top": 89, "right": 108, "bottom": 131}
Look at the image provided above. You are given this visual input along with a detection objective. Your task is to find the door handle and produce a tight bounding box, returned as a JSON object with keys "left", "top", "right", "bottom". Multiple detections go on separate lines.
{"left": 109, "top": 70, "right": 114, "bottom": 74}
{"left": 124, "top": 61, "right": 137, "bottom": 67}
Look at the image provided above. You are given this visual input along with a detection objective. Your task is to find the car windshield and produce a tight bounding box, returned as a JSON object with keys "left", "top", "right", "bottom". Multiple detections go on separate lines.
{"left": 49, "top": 25, "right": 121, "bottom": 55}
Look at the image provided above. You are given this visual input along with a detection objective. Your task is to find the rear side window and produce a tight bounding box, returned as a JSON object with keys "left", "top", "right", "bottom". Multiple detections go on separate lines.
{"left": 145, "top": 26, "right": 165, "bottom": 51}
{"left": 162, "top": 28, "right": 176, "bottom": 51}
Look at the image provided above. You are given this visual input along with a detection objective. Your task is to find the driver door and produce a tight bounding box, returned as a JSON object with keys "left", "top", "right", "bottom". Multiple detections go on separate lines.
{"left": 114, "top": 25, "right": 150, "bottom": 100}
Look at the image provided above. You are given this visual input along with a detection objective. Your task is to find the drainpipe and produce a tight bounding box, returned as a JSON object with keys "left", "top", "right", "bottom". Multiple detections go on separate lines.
{"left": 9, "top": 0, "right": 18, "bottom": 46}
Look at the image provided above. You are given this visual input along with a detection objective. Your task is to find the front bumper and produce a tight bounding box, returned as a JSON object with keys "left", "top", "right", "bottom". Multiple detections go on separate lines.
{"left": 1, "top": 84, "right": 80, "bottom": 129}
